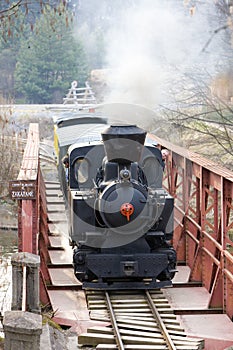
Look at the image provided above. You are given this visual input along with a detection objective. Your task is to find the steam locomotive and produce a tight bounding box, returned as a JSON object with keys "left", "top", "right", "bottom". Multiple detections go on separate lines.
{"left": 54, "top": 109, "right": 176, "bottom": 289}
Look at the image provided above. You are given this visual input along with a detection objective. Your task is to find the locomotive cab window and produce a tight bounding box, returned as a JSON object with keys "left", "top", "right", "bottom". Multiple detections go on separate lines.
{"left": 74, "top": 158, "right": 89, "bottom": 184}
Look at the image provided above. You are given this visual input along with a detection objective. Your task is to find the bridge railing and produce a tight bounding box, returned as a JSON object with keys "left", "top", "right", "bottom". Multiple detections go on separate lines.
{"left": 153, "top": 135, "right": 233, "bottom": 319}
{"left": 10, "top": 123, "right": 51, "bottom": 310}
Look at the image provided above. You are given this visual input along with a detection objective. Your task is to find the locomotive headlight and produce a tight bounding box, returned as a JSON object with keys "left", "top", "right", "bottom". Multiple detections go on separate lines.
{"left": 120, "top": 169, "right": 131, "bottom": 180}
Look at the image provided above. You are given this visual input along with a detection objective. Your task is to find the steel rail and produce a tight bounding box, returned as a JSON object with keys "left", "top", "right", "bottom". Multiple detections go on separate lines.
{"left": 105, "top": 291, "right": 125, "bottom": 350}
{"left": 145, "top": 290, "right": 177, "bottom": 350}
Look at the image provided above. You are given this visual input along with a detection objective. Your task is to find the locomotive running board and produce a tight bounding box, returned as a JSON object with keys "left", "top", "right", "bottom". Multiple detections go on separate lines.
{"left": 82, "top": 279, "right": 172, "bottom": 290}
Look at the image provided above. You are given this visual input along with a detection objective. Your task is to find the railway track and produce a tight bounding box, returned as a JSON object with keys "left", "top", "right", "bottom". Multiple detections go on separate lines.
{"left": 79, "top": 289, "right": 204, "bottom": 349}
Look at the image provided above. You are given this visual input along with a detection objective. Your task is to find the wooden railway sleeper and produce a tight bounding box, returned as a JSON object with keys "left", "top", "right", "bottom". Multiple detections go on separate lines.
{"left": 82, "top": 290, "right": 204, "bottom": 350}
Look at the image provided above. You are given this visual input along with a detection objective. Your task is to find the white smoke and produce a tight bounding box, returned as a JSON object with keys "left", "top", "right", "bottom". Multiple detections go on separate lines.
{"left": 75, "top": 0, "right": 230, "bottom": 125}
{"left": 103, "top": 0, "right": 227, "bottom": 108}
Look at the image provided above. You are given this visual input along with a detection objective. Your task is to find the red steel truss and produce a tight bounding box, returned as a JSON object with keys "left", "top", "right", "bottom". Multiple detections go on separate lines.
{"left": 152, "top": 135, "right": 233, "bottom": 319}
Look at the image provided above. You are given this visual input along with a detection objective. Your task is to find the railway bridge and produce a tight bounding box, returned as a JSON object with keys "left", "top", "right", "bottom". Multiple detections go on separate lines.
{"left": 9, "top": 118, "right": 233, "bottom": 349}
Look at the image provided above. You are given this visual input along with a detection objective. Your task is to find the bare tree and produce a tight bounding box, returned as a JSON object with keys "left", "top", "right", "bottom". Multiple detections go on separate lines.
{"left": 158, "top": 73, "right": 233, "bottom": 169}
{"left": 150, "top": 1, "right": 233, "bottom": 169}
{"left": 186, "top": 0, "right": 233, "bottom": 53}
{"left": 0, "top": 0, "right": 71, "bottom": 41}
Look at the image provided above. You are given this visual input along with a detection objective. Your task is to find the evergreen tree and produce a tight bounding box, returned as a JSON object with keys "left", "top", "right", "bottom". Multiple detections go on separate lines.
{"left": 0, "top": 9, "right": 30, "bottom": 100}
{"left": 14, "top": 8, "right": 88, "bottom": 103}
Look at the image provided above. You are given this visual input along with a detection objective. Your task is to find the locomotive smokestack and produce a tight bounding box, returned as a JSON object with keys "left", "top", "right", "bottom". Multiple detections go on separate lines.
{"left": 101, "top": 125, "right": 146, "bottom": 164}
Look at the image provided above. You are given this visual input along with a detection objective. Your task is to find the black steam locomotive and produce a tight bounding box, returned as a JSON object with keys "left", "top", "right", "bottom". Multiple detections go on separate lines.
{"left": 54, "top": 110, "right": 176, "bottom": 289}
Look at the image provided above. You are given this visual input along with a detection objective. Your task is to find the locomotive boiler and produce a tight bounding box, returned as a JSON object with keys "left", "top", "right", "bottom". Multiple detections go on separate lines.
{"left": 59, "top": 115, "right": 177, "bottom": 289}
